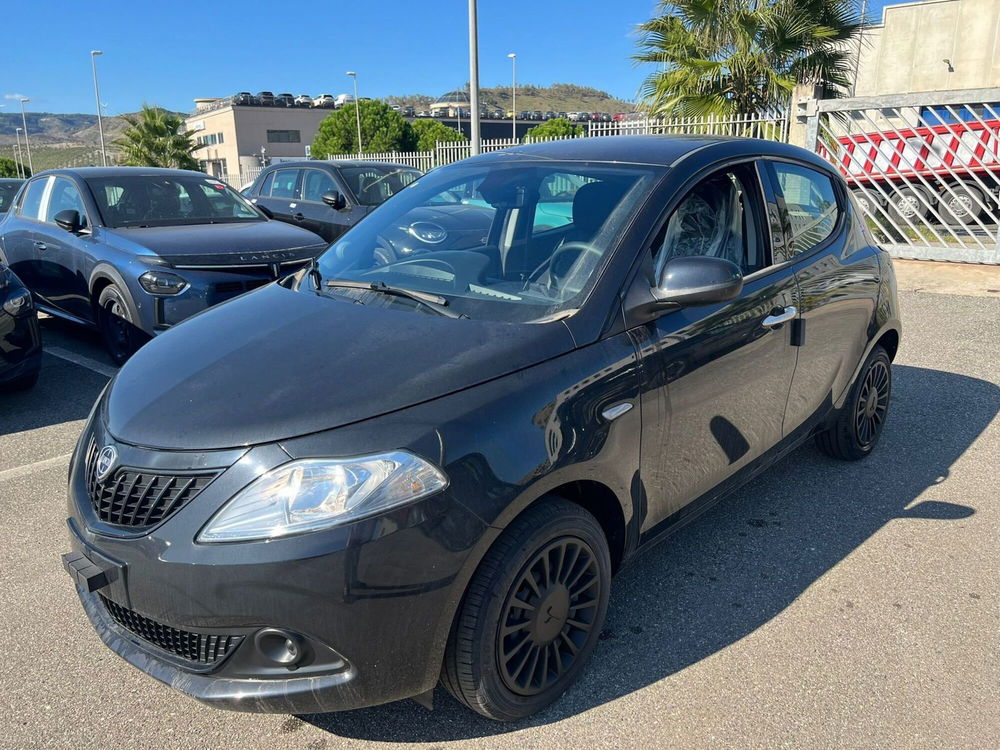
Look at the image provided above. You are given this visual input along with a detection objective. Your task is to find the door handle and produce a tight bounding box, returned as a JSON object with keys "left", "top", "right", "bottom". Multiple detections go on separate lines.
{"left": 762, "top": 305, "right": 797, "bottom": 328}
{"left": 33, "top": 240, "right": 47, "bottom": 251}
{"left": 293, "top": 213, "right": 305, "bottom": 221}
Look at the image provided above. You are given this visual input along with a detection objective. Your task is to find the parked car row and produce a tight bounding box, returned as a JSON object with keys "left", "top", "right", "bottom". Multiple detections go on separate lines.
{"left": 231, "top": 91, "right": 354, "bottom": 109}
{"left": 23, "top": 136, "right": 902, "bottom": 725}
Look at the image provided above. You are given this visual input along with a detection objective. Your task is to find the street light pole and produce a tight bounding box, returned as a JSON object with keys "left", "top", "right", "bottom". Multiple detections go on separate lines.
{"left": 507, "top": 53, "right": 517, "bottom": 141}
{"left": 346, "top": 72, "right": 363, "bottom": 156}
{"left": 14, "top": 127, "right": 24, "bottom": 178}
{"left": 19, "top": 98, "right": 33, "bottom": 173}
{"left": 468, "top": 0, "right": 481, "bottom": 155}
{"left": 91, "top": 50, "right": 108, "bottom": 166}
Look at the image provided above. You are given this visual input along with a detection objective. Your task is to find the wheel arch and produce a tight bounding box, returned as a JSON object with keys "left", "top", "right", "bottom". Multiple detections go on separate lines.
{"left": 88, "top": 264, "right": 141, "bottom": 323}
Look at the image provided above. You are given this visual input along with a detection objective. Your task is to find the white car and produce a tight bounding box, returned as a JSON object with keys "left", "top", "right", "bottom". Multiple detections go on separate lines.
{"left": 313, "top": 94, "right": 336, "bottom": 108}
{"left": 294, "top": 94, "right": 313, "bottom": 107}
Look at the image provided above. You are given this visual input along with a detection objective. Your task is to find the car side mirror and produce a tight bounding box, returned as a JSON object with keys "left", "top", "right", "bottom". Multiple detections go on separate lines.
{"left": 54, "top": 209, "right": 84, "bottom": 233}
{"left": 652, "top": 256, "right": 743, "bottom": 307}
{"left": 322, "top": 190, "right": 348, "bottom": 210}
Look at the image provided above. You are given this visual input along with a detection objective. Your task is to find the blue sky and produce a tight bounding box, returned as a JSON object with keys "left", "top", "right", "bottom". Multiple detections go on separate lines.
{"left": 3, "top": 0, "right": 908, "bottom": 116}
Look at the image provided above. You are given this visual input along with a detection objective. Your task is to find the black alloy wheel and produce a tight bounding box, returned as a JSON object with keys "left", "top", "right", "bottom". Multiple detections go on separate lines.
{"left": 97, "top": 284, "right": 140, "bottom": 366}
{"left": 442, "top": 499, "right": 611, "bottom": 721}
{"left": 497, "top": 536, "right": 601, "bottom": 696}
{"left": 816, "top": 344, "right": 892, "bottom": 460}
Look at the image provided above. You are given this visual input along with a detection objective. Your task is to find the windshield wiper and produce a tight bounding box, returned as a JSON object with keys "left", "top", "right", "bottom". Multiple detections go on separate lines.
{"left": 324, "top": 279, "right": 467, "bottom": 319}
{"left": 306, "top": 258, "right": 323, "bottom": 292}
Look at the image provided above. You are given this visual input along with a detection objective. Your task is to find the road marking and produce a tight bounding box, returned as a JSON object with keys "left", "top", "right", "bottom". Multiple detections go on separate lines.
{"left": 0, "top": 453, "right": 73, "bottom": 483}
{"left": 46, "top": 346, "right": 117, "bottom": 378}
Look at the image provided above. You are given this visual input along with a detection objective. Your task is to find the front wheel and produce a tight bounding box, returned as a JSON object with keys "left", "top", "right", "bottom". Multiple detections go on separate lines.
{"left": 96, "top": 284, "right": 142, "bottom": 366}
{"left": 816, "top": 345, "right": 892, "bottom": 460}
{"left": 442, "top": 499, "right": 611, "bottom": 721}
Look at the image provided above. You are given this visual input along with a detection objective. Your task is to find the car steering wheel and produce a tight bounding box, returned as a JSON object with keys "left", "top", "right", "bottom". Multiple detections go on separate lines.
{"left": 525, "top": 242, "right": 602, "bottom": 291}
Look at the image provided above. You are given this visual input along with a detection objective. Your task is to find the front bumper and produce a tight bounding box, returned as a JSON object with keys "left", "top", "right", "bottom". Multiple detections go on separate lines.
{"left": 0, "top": 303, "right": 41, "bottom": 383}
{"left": 64, "top": 423, "right": 493, "bottom": 713}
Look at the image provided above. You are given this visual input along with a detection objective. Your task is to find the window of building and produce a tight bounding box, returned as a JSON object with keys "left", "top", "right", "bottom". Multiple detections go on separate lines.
{"left": 267, "top": 129, "right": 301, "bottom": 143}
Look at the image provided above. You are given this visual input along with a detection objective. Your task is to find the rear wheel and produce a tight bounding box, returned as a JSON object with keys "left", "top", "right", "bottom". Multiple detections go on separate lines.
{"left": 442, "top": 499, "right": 611, "bottom": 721}
{"left": 96, "top": 284, "right": 141, "bottom": 366}
{"left": 940, "top": 184, "right": 987, "bottom": 225}
{"left": 816, "top": 345, "right": 892, "bottom": 461}
{"left": 888, "top": 185, "right": 932, "bottom": 225}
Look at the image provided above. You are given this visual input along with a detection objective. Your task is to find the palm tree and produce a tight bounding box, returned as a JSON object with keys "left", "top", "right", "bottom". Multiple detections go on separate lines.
{"left": 634, "top": 0, "right": 863, "bottom": 118}
{"left": 114, "top": 105, "right": 200, "bottom": 169}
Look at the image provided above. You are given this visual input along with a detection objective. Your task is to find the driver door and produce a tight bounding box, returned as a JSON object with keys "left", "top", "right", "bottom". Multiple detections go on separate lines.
{"left": 635, "top": 162, "right": 799, "bottom": 535}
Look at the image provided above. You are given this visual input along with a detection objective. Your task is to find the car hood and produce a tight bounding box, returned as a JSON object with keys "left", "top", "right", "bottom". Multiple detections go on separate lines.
{"left": 103, "top": 221, "right": 327, "bottom": 266}
{"left": 105, "top": 283, "right": 575, "bottom": 450}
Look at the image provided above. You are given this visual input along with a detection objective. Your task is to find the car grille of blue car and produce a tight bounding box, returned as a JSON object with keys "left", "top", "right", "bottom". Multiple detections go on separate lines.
{"left": 100, "top": 595, "right": 243, "bottom": 665}
{"left": 84, "top": 438, "right": 219, "bottom": 528}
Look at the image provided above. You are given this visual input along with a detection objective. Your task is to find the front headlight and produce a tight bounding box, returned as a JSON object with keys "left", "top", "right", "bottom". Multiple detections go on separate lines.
{"left": 197, "top": 451, "right": 449, "bottom": 543}
{"left": 139, "top": 270, "right": 187, "bottom": 295}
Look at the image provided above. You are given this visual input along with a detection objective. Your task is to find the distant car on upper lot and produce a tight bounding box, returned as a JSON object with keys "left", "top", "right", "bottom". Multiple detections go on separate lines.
{"left": 543, "top": 111, "right": 557, "bottom": 120}
{"left": 231, "top": 92, "right": 255, "bottom": 106}
{"left": 294, "top": 94, "right": 313, "bottom": 107}
{"left": 416, "top": 109, "right": 431, "bottom": 118}
{"left": 568, "top": 112, "right": 588, "bottom": 122}
{"left": 256, "top": 91, "right": 275, "bottom": 106}
{"left": 0, "top": 260, "right": 40, "bottom": 390}
{"left": 0, "top": 167, "right": 326, "bottom": 364}
{"left": 0, "top": 178, "right": 24, "bottom": 214}
{"left": 313, "top": 94, "right": 336, "bottom": 108}
{"left": 244, "top": 160, "right": 428, "bottom": 245}
{"left": 275, "top": 93, "right": 295, "bottom": 108}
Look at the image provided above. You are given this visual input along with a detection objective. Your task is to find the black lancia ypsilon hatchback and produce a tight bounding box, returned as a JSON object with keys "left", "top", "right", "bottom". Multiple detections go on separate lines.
{"left": 64, "top": 136, "right": 901, "bottom": 721}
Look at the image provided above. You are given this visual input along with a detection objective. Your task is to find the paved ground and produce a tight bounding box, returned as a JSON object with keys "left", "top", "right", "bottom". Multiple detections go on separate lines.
{"left": 1, "top": 276, "right": 997, "bottom": 749}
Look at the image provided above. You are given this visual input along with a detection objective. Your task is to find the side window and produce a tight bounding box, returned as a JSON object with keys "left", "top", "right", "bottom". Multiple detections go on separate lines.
{"left": 769, "top": 162, "right": 839, "bottom": 258}
{"left": 269, "top": 169, "right": 300, "bottom": 199}
{"left": 257, "top": 171, "right": 274, "bottom": 197}
{"left": 301, "top": 170, "right": 337, "bottom": 203}
{"left": 18, "top": 177, "right": 50, "bottom": 221}
{"left": 653, "top": 167, "right": 764, "bottom": 278}
{"left": 45, "top": 177, "right": 88, "bottom": 228}
{"left": 532, "top": 173, "right": 597, "bottom": 233}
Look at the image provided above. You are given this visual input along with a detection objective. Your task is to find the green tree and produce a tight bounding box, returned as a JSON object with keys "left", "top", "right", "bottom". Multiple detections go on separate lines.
{"left": 524, "top": 118, "right": 586, "bottom": 141}
{"left": 312, "top": 101, "right": 415, "bottom": 156}
{"left": 634, "top": 0, "right": 862, "bottom": 117}
{"left": 0, "top": 156, "right": 30, "bottom": 178}
{"left": 409, "top": 119, "right": 466, "bottom": 151}
{"left": 114, "top": 105, "right": 200, "bottom": 169}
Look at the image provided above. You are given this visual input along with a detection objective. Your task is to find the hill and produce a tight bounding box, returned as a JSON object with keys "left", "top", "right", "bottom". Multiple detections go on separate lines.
{"left": 386, "top": 83, "right": 635, "bottom": 113}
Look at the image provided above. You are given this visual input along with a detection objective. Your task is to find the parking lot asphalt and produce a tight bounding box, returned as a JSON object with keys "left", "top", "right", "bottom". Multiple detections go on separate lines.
{"left": 1, "top": 288, "right": 997, "bottom": 749}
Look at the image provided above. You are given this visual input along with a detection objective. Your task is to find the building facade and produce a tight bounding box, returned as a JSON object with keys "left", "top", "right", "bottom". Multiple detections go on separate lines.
{"left": 852, "top": 0, "right": 1000, "bottom": 97}
{"left": 185, "top": 99, "right": 330, "bottom": 183}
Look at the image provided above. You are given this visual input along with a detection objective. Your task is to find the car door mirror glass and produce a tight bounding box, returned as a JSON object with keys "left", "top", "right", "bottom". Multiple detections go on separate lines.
{"left": 54, "top": 209, "right": 83, "bottom": 233}
{"left": 322, "top": 190, "right": 347, "bottom": 210}
{"left": 653, "top": 256, "right": 743, "bottom": 307}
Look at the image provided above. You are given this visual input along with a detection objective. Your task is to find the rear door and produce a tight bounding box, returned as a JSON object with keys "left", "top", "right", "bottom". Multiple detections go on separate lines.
{"left": 761, "top": 159, "right": 882, "bottom": 435}
{"left": 255, "top": 168, "right": 301, "bottom": 225}
{"left": 0, "top": 176, "right": 50, "bottom": 294}
{"left": 635, "top": 162, "right": 799, "bottom": 534}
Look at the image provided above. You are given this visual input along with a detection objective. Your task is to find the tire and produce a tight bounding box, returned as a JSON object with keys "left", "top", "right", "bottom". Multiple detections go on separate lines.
{"left": 815, "top": 345, "right": 892, "bottom": 461}
{"left": 939, "top": 184, "right": 986, "bottom": 225}
{"left": 1, "top": 367, "right": 39, "bottom": 391}
{"left": 96, "top": 284, "right": 141, "bottom": 366}
{"left": 888, "top": 185, "right": 932, "bottom": 224}
{"left": 850, "top": 188, "right": 879, "bottom": 217}
{"left": 442, "top": 498, "right": 611, "bottom": 721}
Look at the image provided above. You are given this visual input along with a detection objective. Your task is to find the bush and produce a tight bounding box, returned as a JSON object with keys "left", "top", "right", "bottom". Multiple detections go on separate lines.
{"left": 409, "top": 119, "right": 466, "bottom": 151}
{"left": 0, "top": 156, "right": 30, "bottom": 178}
{"left": 524, "top": 118, "right": 585, "bottom": 141}
{"left": 312, "top": 101, "right": 415, "bottom": 156}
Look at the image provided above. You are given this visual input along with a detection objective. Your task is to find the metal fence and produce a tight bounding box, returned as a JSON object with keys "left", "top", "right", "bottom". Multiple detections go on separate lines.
{"left": 589, "top": 112, "right": 790, "bottom": 141}
{"left": 810, "top": 88, "right": 1000, "bottom": 264}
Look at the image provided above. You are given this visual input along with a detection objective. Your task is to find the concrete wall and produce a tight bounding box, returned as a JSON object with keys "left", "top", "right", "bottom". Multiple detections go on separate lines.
{"left": 853, "top": 0, "right": 1000, "bottom": 97}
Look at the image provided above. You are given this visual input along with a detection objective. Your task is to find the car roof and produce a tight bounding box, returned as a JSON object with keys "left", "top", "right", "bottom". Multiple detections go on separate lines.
{"left": 37, "top": 166, "right": 211, "bottom": 179}
{"left": 462, "top": 134, "right": 823, "bottom": 169}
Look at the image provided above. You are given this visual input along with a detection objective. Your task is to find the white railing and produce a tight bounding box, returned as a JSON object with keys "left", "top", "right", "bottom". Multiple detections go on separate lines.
{"left": 589, "top": 112, "right": 789, "bottom": 141}
{"left": 323, "top": 150, "right": 436, "bottom": 171}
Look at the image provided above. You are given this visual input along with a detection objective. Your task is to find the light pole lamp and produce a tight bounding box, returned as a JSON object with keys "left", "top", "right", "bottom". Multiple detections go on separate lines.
{"left": 507, "top": 53, "right": 517, "bottom": 140}
{"left": 19, "top": 98, "right": 33, "bottom": 173}
{"left": 346, "top": 71, "right": 363, "bottom": 156}
{"left": 91, "top": 50, "right": 108, "bottom": 166}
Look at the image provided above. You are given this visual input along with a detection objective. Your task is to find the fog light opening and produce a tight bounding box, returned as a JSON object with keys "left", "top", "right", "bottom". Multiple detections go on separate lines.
{"left": 254, "top": 628, "right": 305, "bottom": 669}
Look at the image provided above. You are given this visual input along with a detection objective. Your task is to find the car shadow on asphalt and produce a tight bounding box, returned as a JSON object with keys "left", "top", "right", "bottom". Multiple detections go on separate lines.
{"left": 299, "top": 364, "right": 999, "bottom": 741}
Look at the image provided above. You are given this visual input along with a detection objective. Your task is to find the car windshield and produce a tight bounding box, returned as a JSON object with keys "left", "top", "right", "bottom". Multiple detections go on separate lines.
{"left": 338, "top": 166, "right": 422, "bottom": 206}
{"left": 85, "top": 174, "right": 264, "bottom": 228}
{"left": 314, "top": 161, "right": 660, "bottom": 323}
